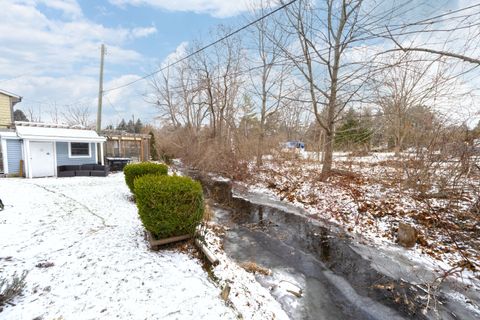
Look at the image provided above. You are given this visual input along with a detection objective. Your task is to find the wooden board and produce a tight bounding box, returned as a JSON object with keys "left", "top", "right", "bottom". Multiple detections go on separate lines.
{"left": 145, "top": 230, "right": 191, "bottom": 250}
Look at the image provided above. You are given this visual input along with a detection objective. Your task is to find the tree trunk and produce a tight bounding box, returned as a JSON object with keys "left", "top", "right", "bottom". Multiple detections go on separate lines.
{"left": 256, "top": 132, "right": 264, "bottom": 167}
{"left": 394, "top": 143, "right": 401, "bottom": 157}
{"left": 322, "top": 130, "right": 334, "bottom": 174}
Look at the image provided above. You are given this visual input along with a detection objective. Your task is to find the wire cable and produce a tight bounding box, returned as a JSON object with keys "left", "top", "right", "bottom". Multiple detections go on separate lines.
{"left": 102, "top": 0, "right": 300, "bottom": 95}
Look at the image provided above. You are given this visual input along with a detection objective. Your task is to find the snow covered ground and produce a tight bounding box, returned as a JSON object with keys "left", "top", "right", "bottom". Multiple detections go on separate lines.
{"left": 0, "top": 173, "right": 237, "bottom": 320}
{"left": 244, "top": 153, "right": 480, "bottom": 286}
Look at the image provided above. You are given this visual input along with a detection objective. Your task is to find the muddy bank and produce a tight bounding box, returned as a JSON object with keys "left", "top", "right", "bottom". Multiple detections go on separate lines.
{"left": 189, "top": 171, "right": 479, "bottom": 320}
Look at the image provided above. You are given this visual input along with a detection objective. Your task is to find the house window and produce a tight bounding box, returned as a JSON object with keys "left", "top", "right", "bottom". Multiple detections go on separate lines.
{"left": 69, "top": 142, "right": 90, "bottom": 157}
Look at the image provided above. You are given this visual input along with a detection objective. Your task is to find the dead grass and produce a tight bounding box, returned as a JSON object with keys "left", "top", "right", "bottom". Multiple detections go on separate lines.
{"left": 240, "top": 261, "right": 271, "bottom": 276}
{"left": 203, "top": 200, "right": 214, "bottom": 222}
{"left": 0, "top": 271, "right": 28, "bottom": 309}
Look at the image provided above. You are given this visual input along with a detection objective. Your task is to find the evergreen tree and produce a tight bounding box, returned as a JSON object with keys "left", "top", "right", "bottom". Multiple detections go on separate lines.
{"left": 134, "top": 119, "right": 143, "bottom": 133}
{"left": 335, "top": 108, "right": 372, "bottom": 149}
{"left": 116, "top": 119, "right": 127, "bottom": 131}
{"left": 126, "top": 119, "right": 135, "bottom": 133}
{"left": 13, "top": 109, "right": 28, "bottom": 122}
{"left": 149, "top": 130, "right": 158, "bottom": 161}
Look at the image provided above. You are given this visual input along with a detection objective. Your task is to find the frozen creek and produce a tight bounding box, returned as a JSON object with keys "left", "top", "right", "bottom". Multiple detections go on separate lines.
{"left": 194, "top": 173, "right": 480, "bottom": 320}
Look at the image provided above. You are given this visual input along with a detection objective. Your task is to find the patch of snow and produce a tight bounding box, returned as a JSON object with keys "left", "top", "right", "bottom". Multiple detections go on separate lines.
{"left": 256, "top": 268, "right": 305, "bottom": 317}
{"left": 208, "top": 174, "right": 231, "bottom": 183}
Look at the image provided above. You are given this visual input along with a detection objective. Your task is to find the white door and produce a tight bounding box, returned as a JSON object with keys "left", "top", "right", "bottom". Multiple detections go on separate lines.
{"left": 30, "top": 142, "right": 55, "bottom": 177}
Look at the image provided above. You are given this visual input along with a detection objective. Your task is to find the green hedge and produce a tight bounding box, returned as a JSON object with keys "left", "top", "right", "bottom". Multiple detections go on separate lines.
{"left": 134, "top": 175, "right": 204, "bottom": 238}
{"left": 124, "top": 162, "right": 168, "bottom": 192}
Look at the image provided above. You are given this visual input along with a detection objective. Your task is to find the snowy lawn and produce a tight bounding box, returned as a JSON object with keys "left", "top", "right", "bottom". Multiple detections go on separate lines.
{"left": 0, "top": 173, "right": 236, "bottom": 319}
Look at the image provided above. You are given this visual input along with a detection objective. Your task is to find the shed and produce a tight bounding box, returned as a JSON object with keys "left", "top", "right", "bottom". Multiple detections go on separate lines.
{"left": 0, "top": 122, "right": 106, "bottom": 178}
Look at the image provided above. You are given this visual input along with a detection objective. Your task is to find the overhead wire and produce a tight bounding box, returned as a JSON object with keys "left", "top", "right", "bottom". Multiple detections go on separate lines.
{"left": 102, "top": 0, "right": 300, "bottom": 95}
{"left": 14, "top": 0, "right": 478, "bottom": 115}
{"left": 103, "top": 0, "right": 480, "bottom": 97}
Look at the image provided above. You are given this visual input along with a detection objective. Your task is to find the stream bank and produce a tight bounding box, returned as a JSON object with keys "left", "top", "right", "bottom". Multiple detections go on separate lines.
{"left": 189, "top": 170, "right": 480, "bottom": 320}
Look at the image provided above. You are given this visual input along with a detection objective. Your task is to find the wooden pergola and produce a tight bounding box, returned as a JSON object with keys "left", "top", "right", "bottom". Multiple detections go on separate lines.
{"left": 102, "top": 130, "right": 151, "bottom": 162}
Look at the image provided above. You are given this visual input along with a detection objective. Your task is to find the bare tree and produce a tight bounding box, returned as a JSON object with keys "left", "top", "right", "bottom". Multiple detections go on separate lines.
{"left": 25, "top": 106, "right": 42, "bottom": 122}
{"left": 247, "top": 0, "right": 293, "bottom": 166}
{"left": 372, "top": 52, "right": 449, "bottom": 155}
{"left": 383, "top": 3, "right": 480, "bottom": 66}
{"left": 176, "top": 59, "right": 209, "bottom": 132}
{"left": 49, "top": 102, "right": 61, "bottom": 124}
{"left": 191, "top": 28, "right": 245, "bottom": 144}
{"left": 150, "top": 67, "right": 182, "bottom": 128}
{"left": 277, "top": 0, "right": 374, "bottom": 175}
{"left": 149, "top": 51, "right": 212, "bottom": 133}
{"left": 61, "top": 105, "right": 92, "bottom": 128}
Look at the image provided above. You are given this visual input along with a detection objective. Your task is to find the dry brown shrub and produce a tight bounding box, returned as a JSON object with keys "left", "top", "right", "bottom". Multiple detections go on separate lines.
{"left": 203, "top": 200, "right": 214, "bottom": 222}
{"left": 348, "top": 150, "right": 370, "bottom": 157}
{"left": 153, "top": 125, "right": 282, "bottom": 180}
{"left": 240, "top": 261, "right": 271, "bottom": 275}
{"left": 0, "top": 271, "right": 27, "bottom": 308}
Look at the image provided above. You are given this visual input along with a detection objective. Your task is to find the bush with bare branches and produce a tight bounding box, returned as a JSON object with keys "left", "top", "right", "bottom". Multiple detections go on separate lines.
{"left": 0, "top": 271, "right": 27, "bottom": 310}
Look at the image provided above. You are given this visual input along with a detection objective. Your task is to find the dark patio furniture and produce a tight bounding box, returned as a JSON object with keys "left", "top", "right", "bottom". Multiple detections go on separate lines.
{"left": 57, "top": 165, "right": 77, "bottom": 177}
{"left": 105, "top": 157, "right": 131, "bottom": 171}
{"left": 90, "top": 164, "right": 109, "bottom": 177}
{"left": 75, "top": 169, "right": 91, "bottom": 176}
{"left": 57, "top": 164, "right": 109, "bottom": 177}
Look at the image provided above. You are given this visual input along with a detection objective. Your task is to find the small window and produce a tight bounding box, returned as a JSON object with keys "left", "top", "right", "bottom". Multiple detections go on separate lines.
{"left": 69, "top": 142, "right": 90, "bottom": 157}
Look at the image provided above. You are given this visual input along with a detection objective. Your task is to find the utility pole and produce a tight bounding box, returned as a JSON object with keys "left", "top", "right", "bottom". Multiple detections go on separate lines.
{"left": 96, "top": 44, "right": 106, "bottom": 165}
{"left": 133, "top": 114, "right": 139, "bottom": 161}
{"left": 96, "top": 44, "right": 105, "bottom": 133}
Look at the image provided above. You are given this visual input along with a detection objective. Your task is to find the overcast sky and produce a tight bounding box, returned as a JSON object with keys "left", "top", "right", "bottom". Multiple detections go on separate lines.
{"left": 0, "top": 0, "right": 478, "bottom": 127}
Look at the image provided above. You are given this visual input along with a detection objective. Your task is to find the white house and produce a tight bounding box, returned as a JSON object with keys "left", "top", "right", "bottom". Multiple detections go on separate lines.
{"left": 0, "top": 122, "right": 106, "bottom": 178}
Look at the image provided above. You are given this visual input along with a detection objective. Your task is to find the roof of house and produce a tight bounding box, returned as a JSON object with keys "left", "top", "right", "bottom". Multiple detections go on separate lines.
{"left": 0, "top": 89, "right": 22, "bottom": 102}
{"left": 15, "top": 124, "right": 106, "bottom": 142}
{"left": 102, "top": 130, "right": 151, "bottom": 139}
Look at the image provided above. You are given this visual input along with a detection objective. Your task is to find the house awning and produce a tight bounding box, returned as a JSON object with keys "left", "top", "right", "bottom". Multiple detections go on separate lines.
{"left": 16, "top": 125, "right": 106, "bottom": 143}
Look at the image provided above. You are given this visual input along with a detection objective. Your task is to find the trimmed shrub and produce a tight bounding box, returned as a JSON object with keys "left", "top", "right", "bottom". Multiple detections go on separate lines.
{"left": 134, "top": 175, "right": 204, "bottom": 238}
{"left": 124, "top": 162, "right": 168, "bottom": 192}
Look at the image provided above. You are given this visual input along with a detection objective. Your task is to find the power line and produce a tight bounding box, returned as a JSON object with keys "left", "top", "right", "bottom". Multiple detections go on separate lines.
{"left": 17, "top": 0, "right": 478, "bottom": 112}
{"left": 396, "top": 2, "right": 480, "bottom": 28}
{"left": 353, "top": 3, "right": 480, "bottom": 44}
{"left": 102, "top": 0, "right": 300, "bottom": 95}
{"left": 104, "top": 0, "right": 480, "bottom": 96}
